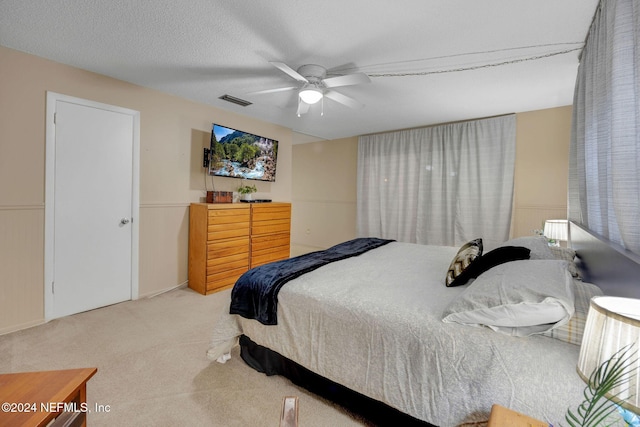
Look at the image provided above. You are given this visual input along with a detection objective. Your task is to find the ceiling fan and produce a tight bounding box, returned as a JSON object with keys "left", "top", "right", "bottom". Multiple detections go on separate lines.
{"left": 249, "top": 62, "right": 371, "bottom": 116}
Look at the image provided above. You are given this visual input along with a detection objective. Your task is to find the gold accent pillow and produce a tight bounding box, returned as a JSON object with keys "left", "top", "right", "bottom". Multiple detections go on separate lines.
{"left": 445, "top": 238, "right": 483, "bottom": 287}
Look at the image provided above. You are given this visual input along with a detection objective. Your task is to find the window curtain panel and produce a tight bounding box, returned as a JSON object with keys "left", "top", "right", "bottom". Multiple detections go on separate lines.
{"left": 568, "top": 0, "right": 640, "bottom": 255}
{"left": 357, "top": 114, "right": 516, "bottom": 248}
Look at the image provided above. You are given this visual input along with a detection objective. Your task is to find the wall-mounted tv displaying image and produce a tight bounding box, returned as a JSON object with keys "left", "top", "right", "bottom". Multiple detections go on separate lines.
{"left": 207, "top": 123, "right": 278, "bottom": 182}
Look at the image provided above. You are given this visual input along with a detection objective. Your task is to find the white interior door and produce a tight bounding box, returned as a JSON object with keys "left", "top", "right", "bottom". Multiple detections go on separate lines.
{"left": 45, "top": 93, "right": 140, "bottom": 319}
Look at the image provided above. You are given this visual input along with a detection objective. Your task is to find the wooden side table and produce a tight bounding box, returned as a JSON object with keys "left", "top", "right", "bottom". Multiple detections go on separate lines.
{"left": 0, "top": 367, "right": 97, "bottom": 427}
{"left": 488, "top": 404, "right": 550, "bottom": 427}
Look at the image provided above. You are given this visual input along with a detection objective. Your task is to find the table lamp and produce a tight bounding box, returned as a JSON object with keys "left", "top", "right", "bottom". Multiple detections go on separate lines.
{"left": 543, "top": 219, "right": 568, "bottom": 247}
{"left": 577, "top": 296, "right": 640, "bottom": 416}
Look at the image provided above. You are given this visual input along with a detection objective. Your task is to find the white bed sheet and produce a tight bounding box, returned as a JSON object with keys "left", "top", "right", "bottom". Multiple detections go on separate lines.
{"left": 207, "top": 242, "right": 586, "bottom": 426}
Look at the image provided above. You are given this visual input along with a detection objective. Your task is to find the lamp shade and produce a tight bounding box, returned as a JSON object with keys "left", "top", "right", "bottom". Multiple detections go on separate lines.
{"left": 299, "top": 86, "right": 323, "bottom": 104}
{"left": 543, "top": 219, "right": 568, "bottom": 242}
{"left": 578, "top": 296, "right": 640, "bottom": 413}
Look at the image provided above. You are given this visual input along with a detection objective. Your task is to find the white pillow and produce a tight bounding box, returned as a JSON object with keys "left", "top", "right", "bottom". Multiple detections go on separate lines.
{"left": 442, "top": 260, "right": 575, "bottom": 336}
{"left": 541, "top": 280, "right": 603, "bottom": 345}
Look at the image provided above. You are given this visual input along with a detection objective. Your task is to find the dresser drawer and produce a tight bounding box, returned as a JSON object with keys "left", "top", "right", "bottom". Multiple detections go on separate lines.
{"left": 207, "top": 252, "right": 249, "bottom": 271}
{"left": 251, "top": 249, "right": 290, "bottom": 268}
{"left": 251, "top": 232, "right": 290, "bottom": 267}
{"left": 208, "top": 208, "right": 250, "bottom": 223}
{"left": 207, "top": 238, "right": 250, "bottom": 259}
{"left": 251, "top": 204, "right": 291, "bottom": 221}
{"left": 206, "top": 208, "right": 250, "bottom": 239}
{"left": 251, "top": 218, "right": 290, "bottom": 236}
{"left": 207, "top": 221, "right": 250, "bottom": 240}
{"left": 206, "top": 266, "right": 248, "bottom": 292}
{"left": 251, "top": 204, "right": 291, "bottom": 236}
{"left": 207, "top": 237, "right": 249, "bottom": 272}
{"left": 251, "top": 233, "right": 290, "bottom": 252}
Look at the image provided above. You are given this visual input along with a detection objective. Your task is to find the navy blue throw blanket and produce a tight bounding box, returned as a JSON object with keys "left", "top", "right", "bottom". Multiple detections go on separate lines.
{"left": 230, "top": 237, "right": 394, "bottom": 325}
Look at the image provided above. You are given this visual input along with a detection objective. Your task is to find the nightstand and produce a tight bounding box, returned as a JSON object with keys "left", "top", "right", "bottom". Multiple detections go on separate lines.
{"left": 488, "top": 404, "right": 551, "bottom": 427}
{"left": 0, "top": 367, "right": 97, "bottom": 427}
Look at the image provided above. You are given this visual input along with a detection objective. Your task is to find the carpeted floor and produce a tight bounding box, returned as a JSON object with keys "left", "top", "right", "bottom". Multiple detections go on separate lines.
{"left": 0, "top": 287, "right": 371, "bottom": 426}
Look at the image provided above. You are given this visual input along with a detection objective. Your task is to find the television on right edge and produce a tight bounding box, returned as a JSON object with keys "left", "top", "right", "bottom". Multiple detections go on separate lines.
{"left": 207, "top": 123, "right": 278, "bottom": 182}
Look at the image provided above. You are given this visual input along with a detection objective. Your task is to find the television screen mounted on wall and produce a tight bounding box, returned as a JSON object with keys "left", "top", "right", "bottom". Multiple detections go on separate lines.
{"left": 207, "top": 123, "right": 278, "bottom": 182}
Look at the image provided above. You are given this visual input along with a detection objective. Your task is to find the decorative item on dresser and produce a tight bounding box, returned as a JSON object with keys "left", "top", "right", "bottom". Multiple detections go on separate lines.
{"left": 206, "top": 190, "right": 233, "bottom": 203}
{"left": 237, "top": 184, "right": 257, "bottom": 201}
{"left": 188, "top": 202, "right": 291, "bottom": 295}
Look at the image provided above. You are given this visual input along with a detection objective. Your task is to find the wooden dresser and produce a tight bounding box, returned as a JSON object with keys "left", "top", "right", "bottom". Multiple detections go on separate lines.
{"left": 188, "top": 202, "right": 291, "bottom": 295}
{"left": 188, "top": 203, "right": 251, "bottom": 295}
{"left": 250, "top": 203, "right": 291, "bottom": 268}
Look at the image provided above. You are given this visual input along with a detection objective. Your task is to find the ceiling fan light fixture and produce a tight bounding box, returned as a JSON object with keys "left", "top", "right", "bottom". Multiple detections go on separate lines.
{"left": 299, "top": 86, "right": 323, "bottom": 104}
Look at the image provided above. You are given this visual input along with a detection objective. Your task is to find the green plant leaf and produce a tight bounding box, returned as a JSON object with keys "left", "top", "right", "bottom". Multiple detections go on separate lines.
{"left": 237, "top": 184, "right": 257, "bottom": 194}
{"left": 565, "top": 343, "right": 637, "bottom": 427}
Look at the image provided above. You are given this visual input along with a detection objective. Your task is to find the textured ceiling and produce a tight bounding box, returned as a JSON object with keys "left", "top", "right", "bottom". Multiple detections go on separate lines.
{"left": 0, "top": 1, "right": 599, "bottom": 141}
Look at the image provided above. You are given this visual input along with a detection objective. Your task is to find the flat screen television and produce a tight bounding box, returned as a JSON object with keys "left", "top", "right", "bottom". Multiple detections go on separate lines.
{"left": 206, "top": 123, "right": 278, "bottom": 182}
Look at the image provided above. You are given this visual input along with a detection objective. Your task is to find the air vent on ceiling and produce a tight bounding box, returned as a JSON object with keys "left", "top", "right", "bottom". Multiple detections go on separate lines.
{"left": 219, "top": 94, "right": 252, "bottom": 107}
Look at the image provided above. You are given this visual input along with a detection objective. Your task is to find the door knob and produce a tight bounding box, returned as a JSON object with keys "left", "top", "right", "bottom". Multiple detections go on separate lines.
{"left": 120, "top": 218, "right": 130, "bottom": 225}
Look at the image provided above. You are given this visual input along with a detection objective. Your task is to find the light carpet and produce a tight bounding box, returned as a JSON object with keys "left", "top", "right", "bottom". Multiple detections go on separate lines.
{"left": 0, "top": 287, "right": 371, "bottom": 426}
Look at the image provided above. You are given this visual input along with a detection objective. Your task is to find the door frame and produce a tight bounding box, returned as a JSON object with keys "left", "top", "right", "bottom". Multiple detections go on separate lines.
{"left": 44, "top": 92, "right": 140, "bottom": 321}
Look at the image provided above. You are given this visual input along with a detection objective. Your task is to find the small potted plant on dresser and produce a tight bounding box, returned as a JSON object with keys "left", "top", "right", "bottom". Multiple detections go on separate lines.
{"left": 237, "top": 183, "right": 257, "bottom": 201}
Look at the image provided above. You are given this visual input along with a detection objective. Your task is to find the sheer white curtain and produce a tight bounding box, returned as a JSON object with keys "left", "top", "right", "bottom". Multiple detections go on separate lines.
{"left": 568, "top": 0, "right": 640, "bottom": 255}
{"left": 357, "top": 115, "right": 516, "bottom": 248}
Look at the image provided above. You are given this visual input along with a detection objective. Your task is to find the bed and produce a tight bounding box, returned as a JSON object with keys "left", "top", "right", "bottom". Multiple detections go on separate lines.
{"left": 207, "top": 222, "right": 640, "bottom": 426}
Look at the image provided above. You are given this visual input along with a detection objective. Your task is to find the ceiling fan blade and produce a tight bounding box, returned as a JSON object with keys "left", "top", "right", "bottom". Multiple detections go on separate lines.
{"left": 323, "top": 72, "right": 371, "bottom": 88}
{"left": 270, "top": 61, "right": 309, "bottom": 83}
{"left": 296, "top": 98, "right": 310, "bottom": 116}
{"left": 324, "top": 90, "right": 364, "bottom": 109}
{"left": 247, "top": 86, "right": 298, "bottom": 95}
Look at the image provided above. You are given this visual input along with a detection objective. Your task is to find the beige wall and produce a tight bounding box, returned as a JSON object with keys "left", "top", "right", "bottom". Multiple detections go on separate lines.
{"left": 292, "top": 107, "right": 572, "bottom": 251}
{"left": 513, "top": 107, "right": 572, "bottom": 237}
{"left": 1, "top": 44, "right": 572, "bottom": 334}
{"left": 0, "top": 46, "right": 292, "bottom": 334}
{"left": 291, "top": 137, "right": 358, "bottom": 255}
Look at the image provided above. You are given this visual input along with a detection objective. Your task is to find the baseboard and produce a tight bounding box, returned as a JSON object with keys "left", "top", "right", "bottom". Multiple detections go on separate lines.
{"left": 1, "top": 282, "right": 189, "bottom": 336}
{"left": 141, "top": 281, "right": 188, "bottom": 299}
{"left": 0, "top": 319, "right": 46, "bottom": 336}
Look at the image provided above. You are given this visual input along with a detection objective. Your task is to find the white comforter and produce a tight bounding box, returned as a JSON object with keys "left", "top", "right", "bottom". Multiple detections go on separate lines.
{"left": 207, "top": 242, "right": 585, "bottom": 426}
